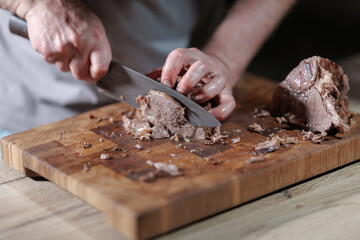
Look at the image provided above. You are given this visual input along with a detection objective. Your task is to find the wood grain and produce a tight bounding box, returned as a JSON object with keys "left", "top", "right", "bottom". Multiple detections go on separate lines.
{"left": 1, "top": 73, "right": 360, "bottom": 240}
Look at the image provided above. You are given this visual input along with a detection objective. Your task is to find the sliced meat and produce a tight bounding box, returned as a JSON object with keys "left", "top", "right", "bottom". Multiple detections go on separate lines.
{"left": 272, "top": 56, "right": 351, "bottom": 133}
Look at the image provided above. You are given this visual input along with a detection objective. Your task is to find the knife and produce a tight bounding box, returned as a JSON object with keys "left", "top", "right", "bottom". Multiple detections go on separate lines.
{"left": 9, "top": 15, "right": 221, "bottom": 127}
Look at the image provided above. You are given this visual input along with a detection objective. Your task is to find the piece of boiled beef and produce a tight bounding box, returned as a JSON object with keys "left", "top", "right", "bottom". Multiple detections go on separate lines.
{"left": 271, "top": 56, "right": 351, "bottom": 133}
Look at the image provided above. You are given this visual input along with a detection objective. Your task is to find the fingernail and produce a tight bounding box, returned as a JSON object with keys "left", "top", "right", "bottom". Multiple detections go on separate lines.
{"left": 163, "top": 80, "right": 171, "bottom": 88}
{"left": 176, "top": 85, "right": 185, "bottom": 94}
{"left": 192, "top": 94, "right": 202, "bottom": 102}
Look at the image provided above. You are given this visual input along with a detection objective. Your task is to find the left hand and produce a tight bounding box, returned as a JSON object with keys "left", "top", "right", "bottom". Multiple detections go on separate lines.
{"left": 160, "top": 47, "right": 236, "bottom": 121}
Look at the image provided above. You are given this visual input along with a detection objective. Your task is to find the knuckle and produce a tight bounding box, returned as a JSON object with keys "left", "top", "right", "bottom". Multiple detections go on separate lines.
{"left": 169, "top": 48, "right": 185, "bottom": 59}
{"left": 56, "top": 62, "right": 68, "bottom": 72}
{"left": 189, "top": 47, "right": 200, "bottom": 53}
{"left": 196, "top": 59, "right": 207, "bottom": 69}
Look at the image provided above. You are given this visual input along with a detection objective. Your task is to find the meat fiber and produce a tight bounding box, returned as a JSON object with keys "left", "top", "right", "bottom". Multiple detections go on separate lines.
{"left": 123, "top": 90, "right": 223, "bottom": 141}
{"left": 272, "top": 56, "right": 351, "bottom": 133}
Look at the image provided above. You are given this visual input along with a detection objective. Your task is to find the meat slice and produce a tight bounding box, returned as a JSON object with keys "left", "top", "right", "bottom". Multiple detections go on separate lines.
{"left": 272, "top": 56, "right": 351, "bottom": 133}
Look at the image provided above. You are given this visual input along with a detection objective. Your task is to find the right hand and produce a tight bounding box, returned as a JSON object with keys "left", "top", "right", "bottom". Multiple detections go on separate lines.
{"left": 22, "top": 0, "right": 111, "bottom": 82}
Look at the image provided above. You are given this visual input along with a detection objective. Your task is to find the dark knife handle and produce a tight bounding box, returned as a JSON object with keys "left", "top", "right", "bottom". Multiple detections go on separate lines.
{"left": 9, "top": 15, "right": 29, "bottom": 39}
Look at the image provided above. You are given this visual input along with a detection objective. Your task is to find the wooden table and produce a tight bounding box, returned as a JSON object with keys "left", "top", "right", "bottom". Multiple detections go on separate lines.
{"left": 1, "top": 83, "right": 360, "bottom": 240}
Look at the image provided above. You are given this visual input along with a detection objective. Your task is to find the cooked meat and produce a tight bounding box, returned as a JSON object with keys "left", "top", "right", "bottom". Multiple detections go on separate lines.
{"left": 253, "top": 108, "right": 271, "bottom": 118}
{"left": 272, "top": 56, "right": 351, "bottom": 133}
{"left": 82, "top": 142, "right": 92, "bottom": 149}
{"left": 248, "top": 123, "right": 264, "bottom": 133}
{"left": 301, "top": 130, "right": 326, "bottom": 144}
{"left": 252, "top": 137, "right": 280, "bottom": 155}
{"left": 274, "top": 135, "right": 298, "bottom": 148}
{"left": 122, "top": 68, "right": 225, "bottom": 142}
{"left": 275, "top": 116, "right": 288, "bottom": 124}
{"left": 153, "top": 162, "right": 182, "bottom": 176}
{"left": 100, "top": 153, "right": 111, "bottom": 160}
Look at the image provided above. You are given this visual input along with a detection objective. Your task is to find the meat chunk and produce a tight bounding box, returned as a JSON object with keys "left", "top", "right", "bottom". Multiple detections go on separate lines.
{"left": 252, "top": 137, "right": 280, "bottom": 155}
{"left": 272, "top": 56, "right": 351, "bottom": 133}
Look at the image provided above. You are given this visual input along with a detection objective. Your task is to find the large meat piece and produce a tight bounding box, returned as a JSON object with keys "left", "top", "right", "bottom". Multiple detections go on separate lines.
{"left": 272, "top": 56, "right": 351, "bottom": 133}
{"left": 123, "top": 90, "right": 223, "bottom": 141}
{"left": 123, "top": 68, "right": 227, "bottom": 142}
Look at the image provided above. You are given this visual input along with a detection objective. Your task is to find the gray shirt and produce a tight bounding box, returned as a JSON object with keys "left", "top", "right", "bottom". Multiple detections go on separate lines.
{"left": 0, "top": 0, "right": 224, "bottom": 132}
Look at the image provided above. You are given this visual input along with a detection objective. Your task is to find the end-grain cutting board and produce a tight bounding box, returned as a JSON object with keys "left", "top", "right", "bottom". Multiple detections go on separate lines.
{"left": 2, "top": 74, "right": 360, "bottom": 240}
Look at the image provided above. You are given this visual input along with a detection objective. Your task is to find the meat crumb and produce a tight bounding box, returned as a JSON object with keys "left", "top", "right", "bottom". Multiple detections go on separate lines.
{"left": 301, "top": 130, "right": 326, "bottom": 144}
{"left": 153, "top": 162, "right": 182, "bottom": 176}
{"left": 140, "top": 172, "right": 157, "bottom": 182}
{"left": 100, "top": 153, "right": 111, "bottom": 160}
{"left": 112, "top": 146, "right": 123, "bottom": 151}
{"left": 247, "top": 155, "right": 267, "bottom": 163}
{"left": 276, "top": 136, "right": 298, "bottom": 147}
{"left": 204, "top": 157, "right": 222, "bottom": 165}
{"left": 275, "top": 117, "right": 288, "bottom": 124}
{"left": 253, "top": 108, "right": 271, "bottom": 118}
{"left": 248, "top": 123, "right": 264, "bottom": 133}
{"left": 135, "top": 144, "right": 143, "bottom": 150}
{"left": 252, "top": 137, "right": 280, "bottom": 155}
{"left": 170, "top": 133, "right": 180, "bottom": 142}
{"left": 175, "top": 144, "right": 183, "bottom": 149}
{"left": 231, "top": 137, "right": 241, "bottom": 144}
{"left": 82, "top": 142, "right": 92, "bottom": 149}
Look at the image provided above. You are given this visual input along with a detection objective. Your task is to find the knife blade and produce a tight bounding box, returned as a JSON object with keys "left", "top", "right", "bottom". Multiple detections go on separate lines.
{"left": 96, "top": 61, "right": 221, "bottom": 127}
{"left": 9, "top": 14, "right": 221, "bottom": 127}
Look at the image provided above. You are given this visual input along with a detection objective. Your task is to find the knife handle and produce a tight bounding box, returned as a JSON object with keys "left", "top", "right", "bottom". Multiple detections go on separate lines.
{"left": 9, "top": 15, "right": 29, "bottom": 39}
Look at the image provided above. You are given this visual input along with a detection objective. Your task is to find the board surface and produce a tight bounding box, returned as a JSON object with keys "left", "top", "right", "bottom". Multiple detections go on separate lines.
{"left": 2, "top": 74, "right": 360, "bottom": 240}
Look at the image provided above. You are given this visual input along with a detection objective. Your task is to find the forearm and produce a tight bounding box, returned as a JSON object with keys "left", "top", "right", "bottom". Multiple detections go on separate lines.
{"left": 204, "top": 0, "right": 297, "bottom": 87}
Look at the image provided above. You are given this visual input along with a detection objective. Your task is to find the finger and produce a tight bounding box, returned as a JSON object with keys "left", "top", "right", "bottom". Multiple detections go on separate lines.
{"left": 88, "top": 42, "right": 112, "bottom": 82}
{"left": 69, "top": 53, "right": 90, "bottom": 80}
{"left": 208, "top": 93, "right": 236, "bottom": 121}
{"left": 55, "top": 58, "right": 71, "bottom": 72}
{"left": 192, "top": 76, "right": 226, "bottom": 103}
{"left": 42, "top": 54, "right": 58, "bottom": 64}
{"left": 161, "top": 48, "right": 203, "bottom": 88}
{"left": 69, "top": 41, "right": 91, "bottom": 80}
{"left": 161, "top": 48, "right": 186, "bottom": 88}
{"left": 176, "top": 60, "right": 211, "bottom": 94}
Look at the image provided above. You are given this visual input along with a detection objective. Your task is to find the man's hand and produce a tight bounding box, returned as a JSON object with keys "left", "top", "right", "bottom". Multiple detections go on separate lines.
{"left": 20, "top": 0, "right": 111, "bottom": 82}
{"left": 160, "top": 48, "right": 236, "bottom": 121}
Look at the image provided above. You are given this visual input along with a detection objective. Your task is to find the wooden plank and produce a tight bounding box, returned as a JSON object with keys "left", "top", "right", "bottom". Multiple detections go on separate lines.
{"left": 1, "top": 73, "right": 360, "bottom": 239}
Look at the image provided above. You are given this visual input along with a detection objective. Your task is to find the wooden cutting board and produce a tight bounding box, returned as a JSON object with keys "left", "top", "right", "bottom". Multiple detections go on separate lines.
{"left": 2, "top": 74, "right": 360, "bottom": 240}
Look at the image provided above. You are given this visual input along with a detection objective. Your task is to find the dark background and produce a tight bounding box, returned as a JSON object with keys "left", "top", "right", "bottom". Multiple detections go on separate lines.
{"left": 247, "top": 0, "right": 360, "bottom": 85}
